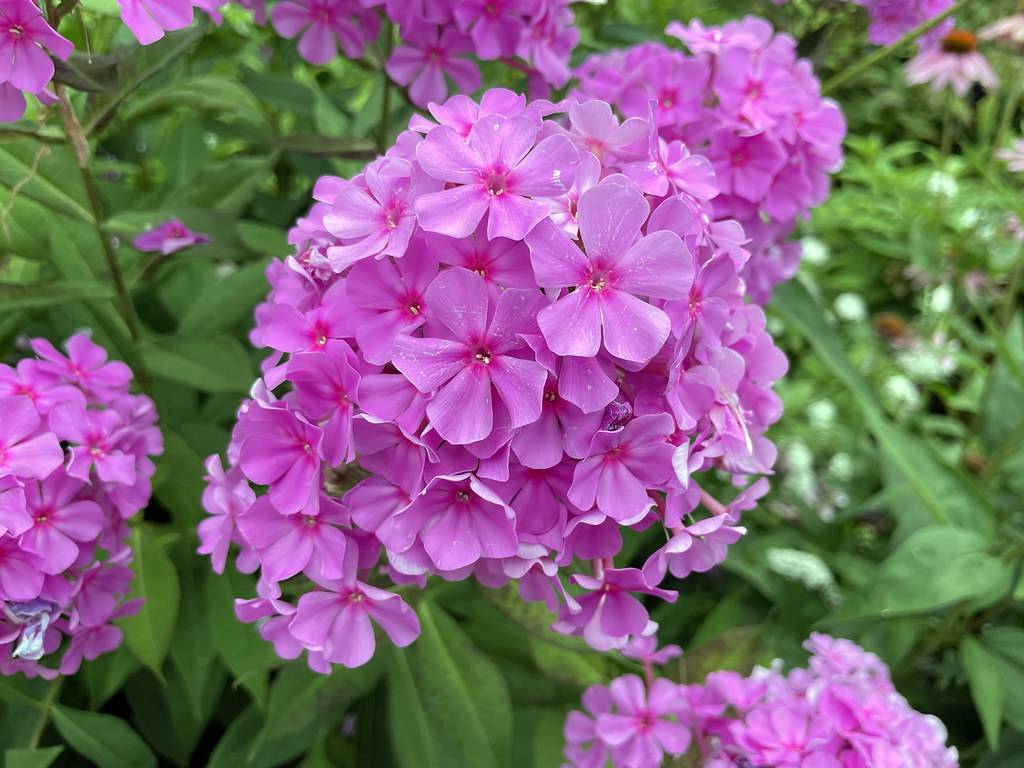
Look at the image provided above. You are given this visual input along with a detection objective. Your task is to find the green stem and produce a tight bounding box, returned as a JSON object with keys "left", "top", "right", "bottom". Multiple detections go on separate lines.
{"left": 28, "top": 678, "right": 63, "bottom": 749}
{"left": 376, "top": 23, "right": 393, "bottom": 153}
{"left": 941, "top": 93, "right": 956, "bottom": 156}
{"left": 823, "top": 0, "right": 971, "bottom": 95}
{"left": 55, "top": 88, "right": 142, "bottom": 346}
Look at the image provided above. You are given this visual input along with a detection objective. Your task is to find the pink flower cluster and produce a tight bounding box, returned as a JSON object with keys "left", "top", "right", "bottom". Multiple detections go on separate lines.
{"left": 268, "top": 0, "right": 579, "bottom": 106}
{"left": 564, "top": 633, "right": 959, "bottom": 768}
{"left": 572, "top": 16, "right": 846, "bottom": 303}
{"left": 845, "top": 0, "right": 954, "bottom": 46}
{"left": 199, "top": 88, "right": 788, "bottom": 671}
{"left": 0, "top": 334, "right": 162, "bottom": 678}
{"left": 0, "top": 0, "right": 71, "bottom": 122}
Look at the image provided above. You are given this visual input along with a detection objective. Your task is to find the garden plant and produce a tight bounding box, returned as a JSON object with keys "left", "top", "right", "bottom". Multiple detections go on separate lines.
{"left": 1, "top": 0, "right": 1023, "bottom": 766}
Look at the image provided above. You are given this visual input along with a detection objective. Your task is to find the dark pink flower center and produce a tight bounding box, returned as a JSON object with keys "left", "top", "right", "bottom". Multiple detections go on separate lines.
{"left": 730, "top": 149, "right": 749, "bottom": 167}
{"left": 9, "top": 25, "right": 24, "bottom": 37}
{"left": 455, "top": 490, "right": 471, "bottom": 502}
{"left": 426, "top": 47, "right": 444, "bottom": 63}
{"left": 744, "top": 80, "right": 763, "bottom": 101}
{"left": 635, "top": 710, "right": 656, "bottom": 732}
{"left": 302, "top": 515, "right": 317, "bottom": 527}
{"left": 473, "top": 348, "right": 492, "bottom": 365}
{"left": 484, "top": 171, "right": 507, "bottom": 197}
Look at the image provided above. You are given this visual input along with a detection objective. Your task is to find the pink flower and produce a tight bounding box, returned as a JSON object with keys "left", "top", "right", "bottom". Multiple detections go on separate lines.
{"left": 707, "top": 130, "right": 787, "bottom": 202}
{"left": 389, "top": 473, "right": 517, "bottom": 571}
{"left": 0, "top": 359, "right": 85, "bottom": 414}
{"left": 0, "top": 0, "right": 72, "bottom": 101}
{"left": 287, "top": 342, "right": 360, "bottom": 466}
{"left": 527, "top": 182, "right": 693, "bottom": 364}
{"left": 49, "top": 403, "right": 137, "bottom": 486}
{"left": 0, "top": 537, "right": 44, "bottom": 600}
{"left": 980, "top": 13, "right": 1024, "bottom": 49}
{"left": 393, "top": 268, "right": 547, "bottom": 445}
{"left": 0, "top": 398, "right": 63, "bottom": 481}
{"left": 18, "top": 474, "right": 104, "bottom": 574}
{"left": 344, "top": 244, "right": 437, "bottom": 364}
{"left": 236, "top": 496, "right": 350, "bottom": 584}
{"left": 597, "top": 676, "right": 691, "bottom": 766}
{"left": 453, "top": 0, "right": 529, "bottom": 60}
{"left": 564, "top": 684, "right": 613, "bottom": 768}
{"left": 553, "top": 567, "right": 675, "bottom": 651}
{"left": 569, "top": 413, "right": 676, "bottom": 524}
{"left": 386, "top": 26, "right": 481, "bottom": 108}
{"left": 415, "top": 113, "right": 580, "bottom": 240}
{"left": 288, "top": 547, "right": 419, "bottom": 668}
{"left": 271, "top": 0, "right": 377, "bottom": 64}
{"left": 237, "top": 404, "right": 324, "bottom": 514}
{"left": 30, "top": 333, "right": 132, "bottom": 404}
{"left": 905, "top": 31, "right": 998, "bottom": 96}
{"left": 996, "top": 138, "right": 1024, "bottom": 172}
{"left": 324, "top": 158, "right": 437, "bottom": 268}
{"left": 116, "top": 0, "right": 195, "bottom": 46}
{"left": 198, "top": 455, "right": 255, "bottom": 574}
{"left": 132, "top": 218, "right": 210, "bottom": 254}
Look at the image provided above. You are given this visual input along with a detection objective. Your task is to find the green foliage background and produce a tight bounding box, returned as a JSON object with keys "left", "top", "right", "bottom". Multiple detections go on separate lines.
{"left": 2, "top": 0, "right": 1024, "bottom": 766}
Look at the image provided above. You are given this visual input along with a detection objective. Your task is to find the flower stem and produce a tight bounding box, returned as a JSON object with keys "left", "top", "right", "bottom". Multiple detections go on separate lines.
{"left": 55, "top": 87, "right": 142, "bottom": 346}
{"left": 377, "top": 22, "right": 393, "bottom": 153}
{"left": 822, "top": 0, "right": 971, "bottom": 95}
{"left": 28, "top": 678, "right": 63, "bottom": 749}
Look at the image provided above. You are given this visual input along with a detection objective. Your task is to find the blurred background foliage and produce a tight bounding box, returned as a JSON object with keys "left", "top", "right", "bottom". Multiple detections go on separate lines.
{"left": 2, "top": 0, "right": 1024, "bottom": 766}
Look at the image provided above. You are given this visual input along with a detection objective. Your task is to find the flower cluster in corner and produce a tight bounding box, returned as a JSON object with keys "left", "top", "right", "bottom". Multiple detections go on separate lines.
{"left": 0, "top": 0, "right": 72, "bottom": 122}
{"left": 572, "top": 16, "right": 847, "bottom": 303}
{"left": 563, "top": 632, "right": 959, "bottom": 768}
{"left": 269, "top": 0, "right": 579, "bottom": 106}
{"left": 0, "top": 334, "right": 162, "bottom": 678}
{"left": 198, "top": 86, "right": 791, "bottom": 671}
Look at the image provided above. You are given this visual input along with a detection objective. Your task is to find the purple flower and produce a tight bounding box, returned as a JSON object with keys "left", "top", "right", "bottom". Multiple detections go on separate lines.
{"left": 642, "top": 510, "right": 746, "bottom": 585}
{"left": 343, "top": 240, "right": 437, "bottom": 365}
{"left": 271, "top": 0, "right": 378, "bottom": 64}
{"left": 30, "top": 333, "right": 133, "bottom": 403}
{"left": 286, "top": 343, "right": 360, "bottom": 466}
{"left": 427, "top": 221, "right": 535, "bottom": 291}
{"left": 569, "top": 414, "right": 676, "bottom": 524}
{"left": 527, "top": 182, "right": 693, "bottom": 364}
{"left": 132, "top": 219, "right": 210, "bottom": 255}
{"left": 198, "top": 454, "right": 255, "bottom": 574}
{"left": 393, "top": 268, "right": 547, "bottom": 445}
{"left": 707, "top": 130, "right": 787, "bottom": 203}
{"left": 116, "top": 0, "right": 195, "bottom": 46}
{"left": 324, "top": 158, "right": 437, "bottom": 269}
{"left": 236, "top": 496, "right": 349, "bottom": 584}
{"left": 415, "top": 113, "right": 580, "bottom": 240}
{"left": 553, "top": 567, "right": 675, "bottom": 651}
{"left": 289, "top": 547, "right": 419, "bottom": 668}
{"left": 386, "top": 26, "right": 481, "bottom": 108}
{"left": 0, "top": 398, "right": 63, "bottom": 481}
{"left": 597, "top": 675, "right": 691, "bottom": 766}
{"left": 48, "top": 403, "right": 137, "bottom": 486}
{"left": 564, "top": 684, "right": 613, "bottom": 768}
{"left": 0, "top": 0, "right": 72, "bottom": 108}
{"left": 0, "top": 537, "right": 44, "bottom": 600}
{"left": 453, "top": 0, "right": 529, "bottom": 60}
{"left": 19, "top": 473, "right": 104, "bottom": 575}
{"left": 237, "top": 404, "right": 323, "bottom": 514}
{"left": 389, "top": 473, "right": 517, "bottom": 572}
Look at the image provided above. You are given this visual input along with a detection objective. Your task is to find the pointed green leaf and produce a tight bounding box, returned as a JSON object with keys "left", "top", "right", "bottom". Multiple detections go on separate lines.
{"left": 961, "top": 636, "right": 1004, "bottom": 749}
{"left": 4, "top": 746, "right": 64, "bottom": 768}
{"left": 141, "top": 336, "right": 253, "bottom": 394}
{"left": 118, "top": 526, "right": 181, "bottom": 679}
{"left": 51, "top": 707, "right": 156, "bottom": 768}
{"left": 389, "top": 600, "right": 512, "bottom": 768}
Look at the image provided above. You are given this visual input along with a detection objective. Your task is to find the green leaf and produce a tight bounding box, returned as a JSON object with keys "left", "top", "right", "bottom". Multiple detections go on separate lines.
{"left": 961, "top": 636, "right": 1004, "bottom": 749}
{"left": 84, "top": 28, "right": 204, "bottom": 135}
{"left": 152, "top": 428, "right": 207, "bottom": 530}
{"left": 121, "top": 76, "right": 265, "bottom": 125}
{"left": 828, "top": 526, "right": 1010, "bottom": 622}
{"left": 389, "top": 600, "right": 512, "bottom": 768}
{"left": 253, "top": 654, "right": 384, "bottom": 759}
{"left": 0, "top": 142, "right": 91, "bottom": 222}
{"left": 118, "top": 526, "right": 181, "bottom": 679}
{"left": 4, "top": 746, "right": 63, "bottom": 768}
{"left": 203, "top": 569, "right": 277, "bottom": 708}
{"left": 177, "top": 261, "right": 271, "bottom": 336}
{"left": 772, "top": 280, "right": 995, "bottom": 535}
{"left": 51, "top": 707, "right": 156, "bottom": 768}
{"left": 141, "top": 335, "right": 253, "bottom": 394}
{"left": 0, "top": 280, "right": 114, "bottom": 309}
{"left": 978, "top": 628, "right": 1024, "bottom": 732}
